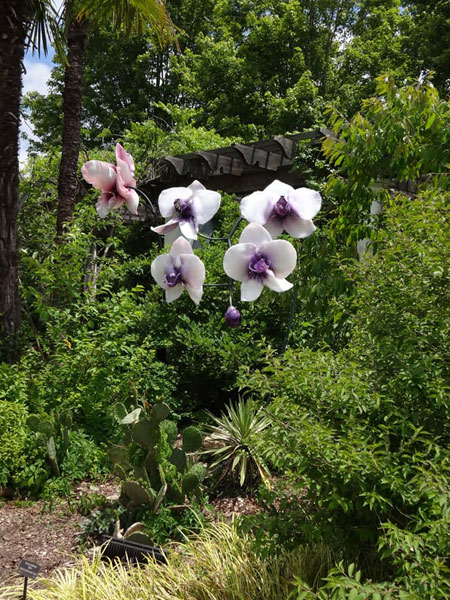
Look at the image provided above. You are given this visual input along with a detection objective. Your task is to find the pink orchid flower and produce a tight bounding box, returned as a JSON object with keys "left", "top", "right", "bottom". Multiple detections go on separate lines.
{"left": 223, "top": 222, "right": 297, "bottom": 301}
{"left": 240, "top": 179, "right": 321, "bottom": 239}
{"left": 151, "top": 236, "right": 206, "bottom": 304}
{"left": 81, "top": 143, "right": 139, "bottom": 218}
{"left": 152, "top": 180, "right": 221, "bottom": 240}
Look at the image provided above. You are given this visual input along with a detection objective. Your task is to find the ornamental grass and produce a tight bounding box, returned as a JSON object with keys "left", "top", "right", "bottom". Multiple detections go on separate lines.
{"left": 1, "top": 522, "right": 333, "bottom": 600}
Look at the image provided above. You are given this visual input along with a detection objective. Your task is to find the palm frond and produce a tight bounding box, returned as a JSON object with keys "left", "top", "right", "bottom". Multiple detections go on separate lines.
{"left": 27, "top": 0, "right": 67, "bottom": 63}
{"left": 73, "top": 0, "right": 179, "bottom": 49}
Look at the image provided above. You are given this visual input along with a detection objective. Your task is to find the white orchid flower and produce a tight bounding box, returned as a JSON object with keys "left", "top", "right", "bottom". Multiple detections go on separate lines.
{"left": 151, "top": 237, "right": 205, "bottom": 304}
{"left": 152, "top": 180, "right": 221, "bottom": 240}
{"left": 240, "top": 179, "right": 321, "bottom": 239}
{"left": 81, "top": 143, "right": 139, "bottom": 218}
{"left": 223, "top": 223, "right": 297, "bottom": 302}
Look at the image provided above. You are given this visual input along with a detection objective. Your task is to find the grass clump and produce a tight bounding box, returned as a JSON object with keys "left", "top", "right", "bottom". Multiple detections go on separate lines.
{"left": 1, "top": 522, "right": 332, "bottom": 600}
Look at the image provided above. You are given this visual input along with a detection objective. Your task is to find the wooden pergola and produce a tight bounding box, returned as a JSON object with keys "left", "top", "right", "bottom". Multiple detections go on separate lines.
{"left": 125, "top": 128, "right": 334, "bottom": 223}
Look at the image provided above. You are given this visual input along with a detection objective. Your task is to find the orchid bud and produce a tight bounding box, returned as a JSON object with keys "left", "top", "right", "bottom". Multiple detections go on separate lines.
{"left": 225, "top": 306, "right": 242, "bottom": 328}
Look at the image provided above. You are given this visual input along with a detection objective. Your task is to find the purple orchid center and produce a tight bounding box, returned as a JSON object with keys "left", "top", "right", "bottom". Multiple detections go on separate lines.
{"left": 248, "top": 252, "right": 271, "bottom": 279}
{"left": 272, "top": 195, "right": 291, "bottom": 218}
{"left": 164, "top": 268, "right": 182, "bottom": 287}
{"left": 174, "top": 198, "right": 193, "bottom": 221}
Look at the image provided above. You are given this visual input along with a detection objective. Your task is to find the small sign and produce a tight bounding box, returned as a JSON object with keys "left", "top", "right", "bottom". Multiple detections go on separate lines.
{"left": 18, "top": 560, "right": 41, "bottom": 579}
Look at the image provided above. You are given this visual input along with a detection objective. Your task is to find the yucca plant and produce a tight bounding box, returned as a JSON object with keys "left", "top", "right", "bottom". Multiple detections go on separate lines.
{"left": 203, "top": 399, "right": 271, "bottom": 488}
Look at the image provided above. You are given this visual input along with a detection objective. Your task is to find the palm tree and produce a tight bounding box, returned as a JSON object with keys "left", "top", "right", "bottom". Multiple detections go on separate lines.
{"left": 0, "top": 0, "right": 62, "bottom": 359}
{"left": 56, "top": 0, "right": 177, "bottom": 236}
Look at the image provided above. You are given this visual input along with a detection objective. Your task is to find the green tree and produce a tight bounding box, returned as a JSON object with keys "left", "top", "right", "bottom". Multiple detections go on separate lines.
{"left": 404, "top": 0, "right": 450, "bottom": 95}
{"left": 0, "top": 0, "right": 62, "bottom": 358}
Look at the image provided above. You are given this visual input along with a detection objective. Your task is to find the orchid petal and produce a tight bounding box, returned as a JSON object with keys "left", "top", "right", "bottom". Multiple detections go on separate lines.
{"left": 82, "top": 160, "right": 116, "bottom": 192}
{"left": 239, "top": 222, "right": 272, "bottom": 245}
{"left": 95, "top": 196, "right": 113, "bottom": 218}
{"left": 151, "top": 254, "right": 174, "bottom": 287}
{"left": 179, "top": 219, "right": 198, "bottom": 240}
{"left": 241, "top": 279, "right": 264, "bottom": 302}
{"left": 223, "top": 243, "right": 255, "bottom": 281}
{"left": 165, "top": 285, "right": 184, "bottom": 303}
{"left": 116, "top": 157, "right": 135, "bottom": 189}
{"left": 151, "top": 218, "right": 180, "bottom": 235}
{"left": 192, "top": 190, "right": 221, "bottom": 224}
{"left": 186, "top": 285, "right": 203, "bottom": 305}
{"left": 263, "top": 218, "right": 285, "bottom": 239}
{"left": 124, "top": 188, "right": 139, "bottom": 215}
{"left": 180, "top": 254, "right": 206, "bottom": 291}
{"left": 260, "top": 240, "right": 297, "bottom": 278}
{"left": 158, "top": 187, "right": 192, "bottom": 218}
{"left": 289, "top": 188, "right": 322, "bottom": 220}
{"left": 116, "top": 143, "right": 135, "bottom": 177}
{"left": 284, "top": 214, "right": 316, "bottom": 239}
{"left": 170, "top": 236, "right": 194, "bottom": 260}
{"left": 263, "top": 179, "right": 293, "bottom": 198}
{"left": 187, "top": 180, "right": 206, "bottom": 193}
{"left": 264, "top": 271, "right": 293, "bottom": 293}
{"left": 95, "top": 192, "right": 122, "bottom": 218}
{"left": 240, "top": 191, "right": 273, "bottom": 224}
{"left": 116, "top": 164, "right": 136, "bottom": 201}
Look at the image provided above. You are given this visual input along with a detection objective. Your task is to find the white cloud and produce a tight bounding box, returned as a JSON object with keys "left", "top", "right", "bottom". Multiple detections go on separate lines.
{"left": 22, "top": 59, "right": 52, "bottom": 97}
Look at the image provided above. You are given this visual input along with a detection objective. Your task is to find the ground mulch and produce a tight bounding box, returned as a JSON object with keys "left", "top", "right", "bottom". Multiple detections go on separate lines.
{"left": 0, "top": 481, "right": 119, "bottom": 589}
{"left": 0, "top": 481, "right": 260, "bottom": 591}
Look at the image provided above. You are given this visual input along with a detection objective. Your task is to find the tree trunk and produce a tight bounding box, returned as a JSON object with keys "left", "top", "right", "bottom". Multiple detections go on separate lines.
{"left": 0, "top": 0, "right": 31, "bottom": 359}
{"left": 56, "top": 14, "right": 88, "bottom": 237}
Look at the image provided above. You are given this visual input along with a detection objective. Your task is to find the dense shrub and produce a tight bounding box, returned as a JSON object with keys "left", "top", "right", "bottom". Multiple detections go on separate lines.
{"left": 0, "top": 401, "right": 29, "bottom": 488}
{"left": 240, "top": 191, "right": 450, "bottom": 597}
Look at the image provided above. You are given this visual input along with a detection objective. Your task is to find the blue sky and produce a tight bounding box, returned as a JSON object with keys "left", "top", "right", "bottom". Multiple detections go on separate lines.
{"left": 20, "top": 49, "right": 55, "bottom": 165}
{"left": 20, "top": 0, "right": 63, "bottom": 165}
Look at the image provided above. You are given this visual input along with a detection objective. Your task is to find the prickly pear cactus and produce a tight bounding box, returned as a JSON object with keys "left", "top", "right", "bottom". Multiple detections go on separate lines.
{"left": 110, "top": 401, "right": 205, "bottom": 514}
{"left": 26, "top": 410, "right": 73, "bottom": 477}
{"left": 182, "top": 426, "right": 203, "bottom": 453}
{"left": 182, "top": 464, "right": 207, "bottom": 496}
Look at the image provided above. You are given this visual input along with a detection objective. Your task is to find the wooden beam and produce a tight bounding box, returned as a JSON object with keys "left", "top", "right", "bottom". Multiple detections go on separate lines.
{"left": 164, "top": 156, "right": 186, "bottom": 175}
{"left": 196, "top": 151, "right": 244, "bottom": 176}
{"left": 274, "top": 136, "right": 296, "bottom": 158}
{"left": 232, "top": 143, "right": 283, "bottom": 171}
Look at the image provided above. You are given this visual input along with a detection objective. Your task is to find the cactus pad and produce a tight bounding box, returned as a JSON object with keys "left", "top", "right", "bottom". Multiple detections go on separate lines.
{"left": 182, "top": 463, "right": 206, "bottom": 496}
{"left": 131, "top": 419, "right": 160, "bottom": 449}
{"left": 182, "top": 426, "right": 203, "bottom": 452}
{"left": 151, "top": 403, "right": 170, "bottom": 422}
{"left": 123, "top": 481, "right": 155, "bottom": 506}
{"left": 169, "top": 448, "right": 187, "bottom": 473}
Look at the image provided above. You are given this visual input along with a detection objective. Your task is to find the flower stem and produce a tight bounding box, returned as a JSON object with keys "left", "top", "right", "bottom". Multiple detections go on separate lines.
{"left": 132, "top": 187, "right": 157, "bottom": 217}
